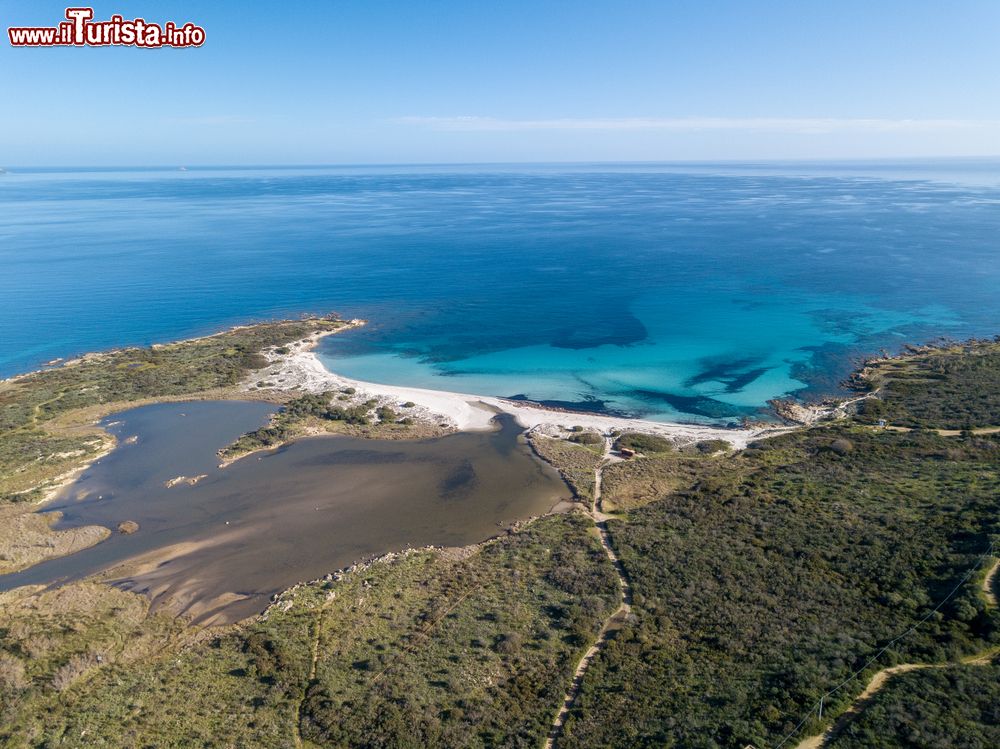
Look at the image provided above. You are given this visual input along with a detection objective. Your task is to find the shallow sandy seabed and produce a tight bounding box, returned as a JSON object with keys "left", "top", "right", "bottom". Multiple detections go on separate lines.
{"left": 249, "top": 330, "right": 782, "bottom": 450}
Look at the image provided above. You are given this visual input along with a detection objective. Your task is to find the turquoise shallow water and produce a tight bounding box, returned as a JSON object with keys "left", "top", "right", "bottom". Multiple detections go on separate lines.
{"left": 319, "top": 288, "right": 959, "bottom": 422}
{"left": 2, "top": 161, "right": 998, "bottom": 423}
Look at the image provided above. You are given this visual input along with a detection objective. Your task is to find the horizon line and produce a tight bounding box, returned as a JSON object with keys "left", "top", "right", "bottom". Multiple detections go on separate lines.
{"left": 3, "top": 155, "right": 1000, "bottom": 171}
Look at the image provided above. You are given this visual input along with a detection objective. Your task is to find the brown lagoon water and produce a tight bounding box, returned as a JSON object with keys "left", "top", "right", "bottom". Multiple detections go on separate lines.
{"left": 0, "top": 401, "right": 569, "bottom": 624}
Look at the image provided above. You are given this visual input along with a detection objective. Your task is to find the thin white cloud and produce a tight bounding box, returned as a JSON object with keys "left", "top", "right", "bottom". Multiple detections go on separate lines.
{"left": 395, "top": 116, "right": 997, "bottom": 134}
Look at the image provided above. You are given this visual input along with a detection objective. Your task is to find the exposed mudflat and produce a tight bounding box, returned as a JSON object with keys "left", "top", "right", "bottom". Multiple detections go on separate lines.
{"left": 0, "top": 401, "right": 569, "bottom": 624}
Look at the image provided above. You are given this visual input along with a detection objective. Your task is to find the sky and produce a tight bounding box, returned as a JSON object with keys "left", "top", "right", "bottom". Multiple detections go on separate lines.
{"left": 1, "top": 0, "right": 999, "bottom": 165}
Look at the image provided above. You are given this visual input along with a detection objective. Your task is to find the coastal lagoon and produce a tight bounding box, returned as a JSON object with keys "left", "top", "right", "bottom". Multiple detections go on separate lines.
{"left": 0, "top": 401, "right": 569, "bottom": 623}
{"left": 2, "top": 162, "right": 999, "bottom": 422}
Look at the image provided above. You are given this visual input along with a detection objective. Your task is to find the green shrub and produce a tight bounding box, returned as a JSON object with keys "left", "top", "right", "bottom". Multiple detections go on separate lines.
{"left": 615, "top": 432, "right": 673, "bottom": 454}
{"left": 695, "top": 439, "right": 730, "bottom": 454}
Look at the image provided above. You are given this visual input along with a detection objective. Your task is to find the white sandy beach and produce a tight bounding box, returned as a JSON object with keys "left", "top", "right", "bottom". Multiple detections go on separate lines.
{"left": 247, "top": 328, "right": 784, "bottom": 450}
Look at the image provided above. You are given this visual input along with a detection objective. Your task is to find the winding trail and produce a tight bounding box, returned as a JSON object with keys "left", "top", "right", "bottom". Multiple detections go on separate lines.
{"left": 794, "top": 554, "right": 1000, "bottom": 749}
{"left": 793, "top": 664, "right": 933, "bottom": 749}
{"left": 545, "top": 437, "right": 633, "bottom": 749}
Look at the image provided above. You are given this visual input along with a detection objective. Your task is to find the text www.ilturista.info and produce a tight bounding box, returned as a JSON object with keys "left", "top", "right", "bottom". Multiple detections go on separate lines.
{"left": 8, "top": 7, "right": 205, "bottom": 48}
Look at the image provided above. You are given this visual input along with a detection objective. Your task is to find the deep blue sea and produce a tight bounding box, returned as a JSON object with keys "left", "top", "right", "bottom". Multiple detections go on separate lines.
{"left": 2, "top": 161, "right": 999, "bottom": 423}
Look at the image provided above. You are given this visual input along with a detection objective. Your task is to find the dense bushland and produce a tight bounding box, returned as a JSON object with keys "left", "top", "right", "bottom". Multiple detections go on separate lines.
{"left": 2, "top": 514, "right": 618, "bottom": 748}
{"left": 560, "top": 425, "right": 1000, "bottom": 748}
{"left": 856, "top": 340, "right": 1000, "bottom": 429}
{"left": 827, "top": 662, "right": 1000, "bottom": 748}
{"left": 3, "top": 333, "right": 1000, "bottom": 747}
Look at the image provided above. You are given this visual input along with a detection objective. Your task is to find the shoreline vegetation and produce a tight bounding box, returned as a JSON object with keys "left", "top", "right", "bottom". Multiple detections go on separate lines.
{"left": 0, "top": 311, "right": 768, "bottom": 577}
{"left": 1, "top": 315, "right": 999, "bottom": 746}
{"left": 0, "top": 315, "right": 353, "bottom": 573}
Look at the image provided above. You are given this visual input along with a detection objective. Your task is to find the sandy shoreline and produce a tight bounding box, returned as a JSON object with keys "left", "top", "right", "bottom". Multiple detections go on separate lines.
{"left": 246, "top": 328, "right": 783, "bottom": 450}
{"left": 4, "top": 315, "right": 792, "bottom": 453}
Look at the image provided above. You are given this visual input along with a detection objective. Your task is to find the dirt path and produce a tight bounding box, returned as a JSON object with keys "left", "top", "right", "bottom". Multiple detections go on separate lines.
{"left": 794, "top": 553, "right": 1000, "bottom": 749}
{"left": 545, "top": 437, "right": 632, "bottom": 749}
{"left": 591, "top": 446, "right": 604, "bottom": 513}
{"left": 293, "top": 596, "right": 333, "bottom": 749}
{"left": 982, "top": 557, "right": 999, "bottom": 608}
{"left": 794, "top": 664, "right": 934, "bottom": 749}
{"left": 875, "top": 424, "right": 1000, "bottom": 437}
{"left": 793, "top": 649, "right": 1000, "bottom": 749}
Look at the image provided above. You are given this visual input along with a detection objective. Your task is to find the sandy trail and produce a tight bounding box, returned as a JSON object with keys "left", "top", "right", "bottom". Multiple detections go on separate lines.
{"left": 981, "top": 557, "right": 999, "bottom": 608}
{"left": 545, "top": 438, "right": 632, "bottom": 749}
{"left": 794, "top": 552, "right": 1000, "bottom": 749}
{"left": 793, "top": 663, "right": 934, "bottom": 749}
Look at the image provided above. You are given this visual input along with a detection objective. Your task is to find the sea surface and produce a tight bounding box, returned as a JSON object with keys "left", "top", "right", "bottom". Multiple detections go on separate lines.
{"left": 0, "top": 401, "right": 567, "bottom": 623}
{"left": 2, "top": 161, "right": 999, "bottom": 423}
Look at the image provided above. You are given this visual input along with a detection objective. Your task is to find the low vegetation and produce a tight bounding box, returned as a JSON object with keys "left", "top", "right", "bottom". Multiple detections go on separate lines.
{"left": 566, "top": 427, "right": 602, "bottom": 446}
{"left": 600, "top": 451, "right": 726, "bottom": 512}
{"left": 0, "top": 316, "right": 348, "bottom": 504}
{"left": 3, "top": 331, "right": 1000, "bottom": 747}
{"left": 1, "top": 513, "right": 619, "bottom": 748}
{"left": 692, "top": 438, "right": 731, "bottom": 454}
{"left": 0, "top": 509, "right": 110, "bottom": 574}
{"left": 0, "top": 582, "right": 189, "bottom": 740}
{"left": 560, "top": 424, "right": 1000, "bottom": 748}
{"left": 613, "top": 432, "right": 674, "bottom": 454}
{"left": 219, "top": 391, "right": 443, "bottom": 461}
{"left": 299, "top": 513, "right": 619, "bottom": 747}
{"left": 854, "top": 339, "right": 1000, "bottom": 429}
{"left": 219, "top": 391, "right": 373, "bottom": 459}
{"left": 528, "top": 434, "right": 602, "bottom": 503}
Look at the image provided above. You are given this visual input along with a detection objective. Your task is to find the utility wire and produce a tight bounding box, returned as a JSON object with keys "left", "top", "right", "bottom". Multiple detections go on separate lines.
{"left": 772, "top": 538, "right": 997, "bottom": 749}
